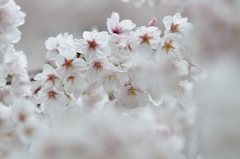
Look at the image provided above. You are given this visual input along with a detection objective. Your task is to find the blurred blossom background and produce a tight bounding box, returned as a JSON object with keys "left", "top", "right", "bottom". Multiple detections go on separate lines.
{"left": 12, "top": 0, "right": 240, "bottom": 158}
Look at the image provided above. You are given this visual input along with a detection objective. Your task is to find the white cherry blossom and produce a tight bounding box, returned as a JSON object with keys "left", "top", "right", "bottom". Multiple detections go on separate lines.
{"left": 37, "top": 88, "right": 69, "bottom": 115}
{"left": 130, "top": 26, "right": 161, "bottom": 57}
{"left": 11, "top": 98, "right": 36, "bottom": 123}
{"left": 34, "top": 64, "right": 61, "bottom": 90}
{"left": 102, "top": 71, "right": 129, "bottom": 93}
{"left": 107, "top": 12, "right": 136, "bottom": 35}
{"left": 86, "top": 58, "right": 117, "bottom": 82}
{"left": 63, "top": 73, "right": 87, "bottom": 97}
{"left": 56, "top": 47, "right": 87, "bottom": 76}
{"left": 116, "top": 84, "right": 149, "bottom": 109}
{"left": 45, "top": 33, "right": 75, "bottom": 60}
{"left": 76, "top": 30, "right": 110, "bottom": 62}
{"left": 16, "top": 117, "right": 40, "bottom": 144}
{"left": 0, "top": 5, "right": 208, "bottom": 159}
{"left": 163, "top": 13, "right": 193, "bottom": 38}
{"left": 157, "top": 34, "right": 183, "bottom": 61}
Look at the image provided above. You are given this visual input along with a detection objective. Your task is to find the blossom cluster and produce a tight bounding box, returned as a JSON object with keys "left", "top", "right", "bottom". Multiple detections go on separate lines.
{"left": 0, "top": 1, "right": 206, "bottom": 159}
{"left": 36, "top": 12, "right": 198, "bottom": 113}
{"left": 0, "top": 0, "right": 35, "bottom": 158}
{"left": 124, "top": 0, "right": 240, "bottom": 158}
{"left": 0, "top": 0, "right": 30, "bottom": 102}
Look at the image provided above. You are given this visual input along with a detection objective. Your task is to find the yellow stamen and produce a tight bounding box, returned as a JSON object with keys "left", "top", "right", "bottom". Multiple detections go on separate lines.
{"left": 127, "top": 87, "right": 137, "bottom": 98}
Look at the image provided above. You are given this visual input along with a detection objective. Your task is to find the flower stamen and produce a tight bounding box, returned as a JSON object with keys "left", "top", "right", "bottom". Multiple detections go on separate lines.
{"left": 62, "top": 58, "right": 74, "bottom": 69}
{"left": 93, "top": 61, "right": 103, "bottom": 70}
{"left": 108, "top": 74, "right": 116, "bottom": 82}
{"left": 47, "top": 74, "right": 57, "bottom": 83}
{"left": 47, "top": 90, "right": 57, "bottom": 100}
{"left": 139, "top": 34, "right": 150, "bottom": 45}
{"left": 87, "top": 40, "right": 97, "bottom": 49}
{"left": 127, "top": 87, "right": 137, "bottom": 98}
{"left": 171, "top": 23, "right": 179, "bottom": 33}
{"left": 162, "top": 40, "right": 175, "bottom": 53}
{"left": 67, "top": 76, "right": 75, "bottom": 83}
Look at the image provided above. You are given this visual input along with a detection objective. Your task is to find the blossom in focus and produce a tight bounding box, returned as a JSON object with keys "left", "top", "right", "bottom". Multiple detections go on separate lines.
{"left": 62, "top": 73, "right": 87, "bottom": 97}
{"left": 37, "top": 88, "right": 69, "bottom": 115}
{"left": 130, "top": 26, "right": 161, "bottom": 57}
{"left": 163, "top": 13, "right": 193, "bottom": 37}
{"left": 157, "top": 34, "right": 182, "bottom": 61}
{"left": 45, "top": 33, "right": 75, "bottom": 60}
{"left": 86, "top": 58, "right": 117, "bottom": 82}
{"left": 76, "top": 30, "right": 110, "bottom": 62}
{"left": 55, "top": 47, "right": 87, "bottom": 76}
{"left": 107, "top": 12, "right": 136, "bottom": 35}
{"left": 34, "top": 64, "right": 61, "bottom": 90}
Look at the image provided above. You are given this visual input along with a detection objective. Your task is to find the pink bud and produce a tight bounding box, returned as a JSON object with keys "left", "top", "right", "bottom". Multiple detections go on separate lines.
{"left": 148, "top": 17, "right": 157, "bottom": 26}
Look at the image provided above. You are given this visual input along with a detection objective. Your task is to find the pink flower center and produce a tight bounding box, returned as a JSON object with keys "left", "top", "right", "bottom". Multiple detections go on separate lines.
{"left": 139, "top": 34, "right": 150, "bottom": 45}
{"left": 62, "top": 58, "right": 74, "bottom": 68}
{"left": 47, "top": 74, "right": 57, "bottom": 82}
{"left": 87, "top": 40, "right": 97, "bottom": 49}
{"left": 93, "top": 61, "right": 103, "bottom": 70}
{"left": 171, "top": 23, "right": 179, "bottom": 33}
{"left": 112, "top": 28, "right": 121, "bottom": 34}
{"left": 47, "top": 90, "right": 57, "bottom": 100}
{"left": 18, "top": 112, "right": 27, "bottom": 122}
{"left": 67, "top": 76, "right": 75, "bottom": 83}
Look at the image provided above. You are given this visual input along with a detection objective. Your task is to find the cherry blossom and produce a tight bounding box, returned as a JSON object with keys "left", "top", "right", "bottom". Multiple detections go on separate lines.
{"left": 45, "top": 33, "right": 75, "bottom": 60}
{"left": 76, "top": 30, "right": 110, "bottom": 62}
{"left": 0, "top": 2, "right": 208, "bottom": 158}
{"left": 86, "top": 58, "right": 117, "bottom": 82}
{"left": 16, "top": 117, "right": 40, "bottom": 144}
{"left": 37, "top": 88, "right": 69, "bottom": 115}
{"left": 34, "top": 64, "right": 61, "bottom": 90}
{"left": 11, "top": 98, "right": 36, "bottom": 123}
{"left": 102, "top": 71, "right": 128, "bottom": 93}
{"left": 163, "top": 12, "right": 193, "bottom": 38}
{"left": 160, "top": 34, "right": 181, "bottom": 55}
{"left": 107, "top": 12, "right": 136, "bottom": 35}
{"left": 55, "top": 47, "right": 87, "bottom": 76}
{"left": 116, "top": 84, "right": 149, "bottom": 109}
{"left": 62, "top": 73, "right": 87, "bottom": 97}
{"left": 130, "top": 26, "right": 161, "bottom": 57}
